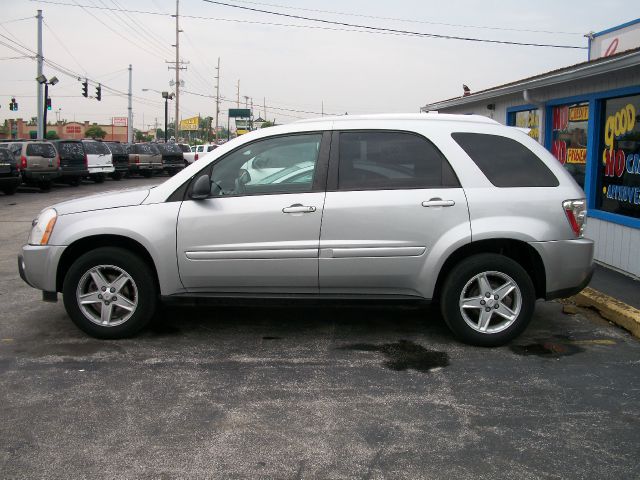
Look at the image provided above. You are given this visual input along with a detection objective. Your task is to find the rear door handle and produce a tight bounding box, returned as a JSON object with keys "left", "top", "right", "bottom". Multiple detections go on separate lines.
{"left": 422, "top": 198, "right": 455, "bottom": 207}
{"left": 283, "top": 204, "right": 316, "bottom": 214}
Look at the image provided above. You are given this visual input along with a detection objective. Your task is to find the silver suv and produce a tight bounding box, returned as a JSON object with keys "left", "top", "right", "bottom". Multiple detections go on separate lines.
{"left": 18, "top": 114, "right": 593, "bottom": 346}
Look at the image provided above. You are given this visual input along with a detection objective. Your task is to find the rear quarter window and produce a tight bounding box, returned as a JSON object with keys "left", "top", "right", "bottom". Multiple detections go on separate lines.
{"left": 451, "top": 132, "right": 559, "bottom": 187}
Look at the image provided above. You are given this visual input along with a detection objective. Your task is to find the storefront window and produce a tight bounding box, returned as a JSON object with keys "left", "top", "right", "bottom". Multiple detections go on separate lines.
{"left": 551, "top": 102, "right": 589, "bottom": 188}
{"left": 597, "top": 94, "right": 640, "bottom": 219}
{"left": 512, "top": 108, "right": 539, "bottom": 141}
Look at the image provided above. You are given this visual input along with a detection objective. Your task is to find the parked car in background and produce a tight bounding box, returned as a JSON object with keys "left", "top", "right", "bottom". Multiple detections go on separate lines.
{"left": 0, "top": 147, "right": 22, "bottom": 195}
{"left": 127, "top": 143, "right": 162, "bottom": 177}
{"left": 18, "top": 114, "right": 593, "bottom": 345}
{"left": 184, "top": 143, "right": 218, "bottom": 165}
{"left": 51, "top": 140, "right": 88, "bottom": 187}
{"left": 105, "top": 142, "right": 129, "bottom": 180}
{"left": 155, "top": 142, "right": 185, "bottom": 175}
{"left": 81, "top": 139, "right": 114, "bottom": 183}
{"left": 1, "top": 141, "right": 59, "bottom": 191}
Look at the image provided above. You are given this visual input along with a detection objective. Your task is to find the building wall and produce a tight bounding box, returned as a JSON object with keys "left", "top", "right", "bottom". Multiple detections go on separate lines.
{"left": 1, "top": 119, "right": 128, "bottom": 142}
{"left": 433, "top": 67, "right": 640, "bottom": 277}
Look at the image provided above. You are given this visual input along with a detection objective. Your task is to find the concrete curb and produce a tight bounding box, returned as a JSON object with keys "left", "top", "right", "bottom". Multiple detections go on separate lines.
{"left": 572, "top": 287, "right": 640, "bottom": 338}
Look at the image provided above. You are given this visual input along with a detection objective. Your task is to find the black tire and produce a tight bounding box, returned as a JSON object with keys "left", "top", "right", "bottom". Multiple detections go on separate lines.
{"left": 111, "top": 171, "right": 123, "bottom": 181}
{"left": 68, "top": 177, "right": 81, "bottom": 187}
{"left": 62, "top": 247, "right": 157, "bottom": 339}
{"left": 38, "top": 180, "right": 52, "bottom": 191}
{"left": 93, "top": 174, "right": 105, "bottom": 184}
{"left": 2, "top": 185, "right": 18, "bottom": 195}
{"left": 440, "top": 253, "right": 535, "bottom": 347}
{"left": 142, "top": 170, "right": 153, "bottom": 178}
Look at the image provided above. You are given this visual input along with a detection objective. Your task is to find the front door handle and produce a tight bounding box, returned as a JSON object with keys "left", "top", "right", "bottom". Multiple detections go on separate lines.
{"left": 422, "top": 198, "right": 455, "bottom": 207}
{"left": 283, "top": 204, "right": 316, "bottom": 214}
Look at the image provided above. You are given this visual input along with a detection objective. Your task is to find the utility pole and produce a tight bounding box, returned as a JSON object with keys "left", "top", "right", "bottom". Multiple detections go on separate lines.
{"left": 166, "top": 0, "right": 187, "bottom": 141}
{"left": 263, "top": 97, "right": 266, "bottom": 122}
{"left": 243, "top": 96, "right": 249, "bottom": 109}
{"left": 127, "top": 64, "right": 133, "bottom": 143}
{"left": 236, "top": 80, "right": 240, "bottom": 108}
{"left": 215, "top": 57, "right": 220, "bottom": 142}
{"left": 322, "top": 100, "right": 324, "bottom": 117}
{"left": 36, "top": 10, "right": 43, "bottom": 139}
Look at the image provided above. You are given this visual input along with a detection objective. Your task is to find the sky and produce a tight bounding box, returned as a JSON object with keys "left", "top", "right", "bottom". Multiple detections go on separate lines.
{"left": 0, "top": 0, "right": 638, "bottom": 131}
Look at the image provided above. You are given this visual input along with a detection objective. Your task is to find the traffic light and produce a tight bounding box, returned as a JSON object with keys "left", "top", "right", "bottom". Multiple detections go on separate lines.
{"left": 46, "top": 97, "right": 52, "bottom": 111}
{"left": 82, "top": 79, "right": 88, "bottom": 98}
{"left": 9, "top": 98, "right": 18, "bottom": 111}
{"left": 96, "top": 84, "right": 101, "bottom": 101}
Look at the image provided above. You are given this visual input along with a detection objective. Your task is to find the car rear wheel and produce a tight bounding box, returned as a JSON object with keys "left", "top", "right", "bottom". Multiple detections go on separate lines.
{"left": 62, "top": 247, "right": 157, "bottom": 339}
{"left": 111, "top": 171, "right": 123, "bottom": 181}
{"left": 2, "top": 185, "right": 19, "bottom": 195}
{"left": 38, "top": 180, "right": 52, "bottom": 191}
{"left": 440, "top": 253, "right": 535, "bottom": 347}
{"left": 142, "top": 170, "right": 153, "bottom": 178}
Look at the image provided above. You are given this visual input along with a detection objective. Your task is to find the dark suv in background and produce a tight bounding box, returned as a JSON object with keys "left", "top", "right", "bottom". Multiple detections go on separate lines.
{"left": 0, "top": 148, "right": 21, "bottom": 195}
{"left": 52, "top": 140, "right": 88, "bottom": 186}
{"left": 155, "top": 142, "right": 185, "bottom": 176}
{"left": 105, "top": 142, "right": 129, "bottom": 180}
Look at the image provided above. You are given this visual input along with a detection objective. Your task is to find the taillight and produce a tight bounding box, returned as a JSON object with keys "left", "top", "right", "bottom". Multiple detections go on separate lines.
{"left": 563, "top": 199, "right": 587, "bottom": 237}
{"left": 20, "top": 155, "right": 27, "bottom": 169}
{"left": 56, "top": 155, "right": 61, "bottom": 168}
{"left": 134, "top": 155, "right": 140, "bottom": 164}
{"left": 84, "top": 154, "right": 88, "bottom": 167}
{"left": 194, "top": 153, "right": 198, "bottom": 161}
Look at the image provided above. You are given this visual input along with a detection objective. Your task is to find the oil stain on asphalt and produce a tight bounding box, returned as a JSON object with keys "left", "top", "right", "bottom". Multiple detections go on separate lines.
{"left": 339, "top": 340, "right": 449, "bottom": 372}
{"left": 510, "top": 338, "right": 585, "bottom": 357}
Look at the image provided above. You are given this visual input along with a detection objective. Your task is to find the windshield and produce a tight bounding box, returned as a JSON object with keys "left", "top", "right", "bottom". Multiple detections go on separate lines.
{"left": 83, "top": 141, "right": 110, "bottom": 155}
{"left": 106, "top": 142, "right": 127, "bottom": 155}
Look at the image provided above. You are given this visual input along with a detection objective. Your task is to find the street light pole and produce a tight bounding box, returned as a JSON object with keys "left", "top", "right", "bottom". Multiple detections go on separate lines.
{"left": 164, "top": 95, "right": 168, "bottom": 142}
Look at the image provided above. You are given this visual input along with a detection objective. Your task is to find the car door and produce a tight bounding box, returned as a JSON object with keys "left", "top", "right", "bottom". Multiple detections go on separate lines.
{"left": 176, "top": 131, "right": 330, "bottom": 293}
{"left": 319, "top": 130, "right": 470, "bottom": 297}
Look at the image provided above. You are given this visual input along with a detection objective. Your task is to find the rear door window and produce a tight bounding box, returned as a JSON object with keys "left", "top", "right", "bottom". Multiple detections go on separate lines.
{"left": 83, "top": 141, "right": 110, "bottom": 155}
{"left": 26, "top": 143, "right": 56, "bottom": 158}
{"left": 58, "top": 142, "right": 84, "bottom": 159}
{"left": 337, "top": 131, "right": 459, "bottom": 190}
{"left": 451, "top": 132, "right": 559, "bottom": 187}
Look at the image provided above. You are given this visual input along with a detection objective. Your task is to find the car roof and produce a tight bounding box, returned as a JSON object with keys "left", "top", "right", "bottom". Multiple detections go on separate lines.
{"left": 294, "top": 113, "right": 499, "bottom": 126}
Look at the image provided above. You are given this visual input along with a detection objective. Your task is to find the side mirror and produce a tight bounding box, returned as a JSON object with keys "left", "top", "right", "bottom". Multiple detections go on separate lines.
{"left": 191, "top": 174, "right": 211, "bottom": 200}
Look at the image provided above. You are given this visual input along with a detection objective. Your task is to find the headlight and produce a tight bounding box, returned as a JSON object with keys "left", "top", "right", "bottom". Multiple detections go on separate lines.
{"left": 29, "top": 208, "right": 58, "bottom": 245}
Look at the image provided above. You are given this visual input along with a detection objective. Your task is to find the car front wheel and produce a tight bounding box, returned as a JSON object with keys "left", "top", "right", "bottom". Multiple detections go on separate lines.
{"left": 440, "top": 253, "right": 535, "bottom": 347}
{"left": 62, "top": 247, "right": 157, "bottom": 339}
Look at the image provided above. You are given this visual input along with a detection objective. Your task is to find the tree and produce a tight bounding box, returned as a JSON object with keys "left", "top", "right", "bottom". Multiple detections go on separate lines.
{"left": 134, "top": 129, "right": 152, "bottom": 142}
{"left": 45, "top": 130, "right": 59, "bottom": 140}
{"left": 85, "top": 125, "right": 106, "bottom": 139}
{"left": 260, "top": 121, "right": 275, "bottom": 128}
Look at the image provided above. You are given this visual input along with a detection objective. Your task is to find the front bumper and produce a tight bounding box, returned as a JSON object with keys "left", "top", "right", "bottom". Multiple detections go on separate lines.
{"left": 529, "top": 238, "right": 595, "bottom": 300}
{"left": 18, "top": 244, "right": 67, "bottom": 293}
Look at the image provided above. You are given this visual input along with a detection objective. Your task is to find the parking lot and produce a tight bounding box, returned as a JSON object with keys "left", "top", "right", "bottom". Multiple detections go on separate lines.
{"left": 1, "top": 178, "right": 639, "bottom": 479}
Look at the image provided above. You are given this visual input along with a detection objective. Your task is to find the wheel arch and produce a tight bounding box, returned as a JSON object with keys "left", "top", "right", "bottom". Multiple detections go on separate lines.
{"left": 433, "top": 238, "right": 546, "bottom": 302}
{"left": 56, "top": 234, "right": 160, "bottom": 294}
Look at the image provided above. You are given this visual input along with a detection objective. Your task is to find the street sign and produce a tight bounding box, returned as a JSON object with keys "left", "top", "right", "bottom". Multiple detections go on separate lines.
{"left": 229, "top": 108, "right": 251, "bottom": 118}
{"left": 112, "top": 117, "right": 128, "bottom": 127}
{"left": 179, "top": 116, "right": 199, "bottom": 131}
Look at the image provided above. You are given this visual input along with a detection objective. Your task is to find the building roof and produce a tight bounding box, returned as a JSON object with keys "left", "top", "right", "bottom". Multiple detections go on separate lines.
{"left": 422, "top": 46, "right": 640, "bottom": 111}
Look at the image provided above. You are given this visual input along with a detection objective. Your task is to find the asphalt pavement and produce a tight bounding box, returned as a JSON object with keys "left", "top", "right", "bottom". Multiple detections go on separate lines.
{"left": 1, "top": 177, "right": 639, "bottom": 479}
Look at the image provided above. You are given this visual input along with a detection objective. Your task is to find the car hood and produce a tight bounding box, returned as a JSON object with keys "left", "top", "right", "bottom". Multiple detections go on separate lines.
{"left": 54, "top": 187, "right": 151, "bottom": 215}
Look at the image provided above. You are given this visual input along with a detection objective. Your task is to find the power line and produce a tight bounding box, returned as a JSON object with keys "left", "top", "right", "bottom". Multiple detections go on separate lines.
{"left": 201, "top": 0, "right": 587, "bottom": 49}
{"left": 223, "top": 0, "right": 584, "bottom": 36}
{"left": 43, "top": 20, "right": 87, "bottom": 75}
{"left": 29, "top": 0, "right": 587, "bottom": 48}
{"left": 0, "top": 16, "right": 34, "bottom": 25}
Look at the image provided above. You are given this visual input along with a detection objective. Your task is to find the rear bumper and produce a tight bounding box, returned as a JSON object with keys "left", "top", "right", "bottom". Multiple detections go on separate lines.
{"left": 529, "top": 238, "right": 595, "bottom": 300}
{"left": 18, "top": 244, "right": 66, "bottom": 293}
{"left": 22, "top": 170, "right": 59, "bottom": 181}
{"left": 60, "top": 167, "right": 89, "bottom": 177}
{"left": 0, "top": 176, "right": 21, "bottom": 187}
{"left": 129, "top": 163, "right": 153, "bottom": 171}
{"left": 88, "top": 165, "right": 115, "bottom": 174}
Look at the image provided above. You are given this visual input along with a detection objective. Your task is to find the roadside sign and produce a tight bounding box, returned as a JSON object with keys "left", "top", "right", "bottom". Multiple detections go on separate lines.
{"left": 180, "top": 116, "right": 199, "bottom": 131}
{"left": 112, "top": 117, "right": 128, "bottom": 127}
{"left": 229, "top": 108, "right": 251, "bottom": 118}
